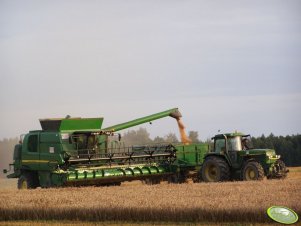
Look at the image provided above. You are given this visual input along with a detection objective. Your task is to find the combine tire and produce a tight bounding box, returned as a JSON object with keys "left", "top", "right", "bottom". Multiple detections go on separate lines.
{"left": 201, "top": 156, "right": 230, "bottom": 182}
{"left": 242, "top": 161, "right": 264, "bottom": 181}
{"left": 17, "top": 173, "right": 39, "bottom": 189}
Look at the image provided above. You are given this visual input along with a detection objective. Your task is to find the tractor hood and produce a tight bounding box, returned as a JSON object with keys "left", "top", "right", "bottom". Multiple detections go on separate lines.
{"left": 246, "top": 149, "right": 276, "bottom": 157}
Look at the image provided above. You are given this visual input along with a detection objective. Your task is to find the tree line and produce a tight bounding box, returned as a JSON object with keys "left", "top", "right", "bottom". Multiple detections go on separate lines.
{"left": 251, "top": 133, "right": 301, "bottom": 167}
{"left": 0, "top": 130, "right": 300, "bottom": 178}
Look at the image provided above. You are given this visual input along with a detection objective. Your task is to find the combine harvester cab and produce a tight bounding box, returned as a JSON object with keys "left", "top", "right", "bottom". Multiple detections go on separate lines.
{"left": 200, "top": 132, "right": 288, "bottom": 182}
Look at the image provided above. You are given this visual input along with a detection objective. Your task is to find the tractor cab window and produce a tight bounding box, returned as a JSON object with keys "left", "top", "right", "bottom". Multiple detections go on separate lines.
{"left": 227, "top": 136, "right": 242, "bottom": 151}
{"left": 242, "top": 135, "right": 253, "bottom": 150}
{"left": 214, "top": 138, "right": 226, "bottom": 153}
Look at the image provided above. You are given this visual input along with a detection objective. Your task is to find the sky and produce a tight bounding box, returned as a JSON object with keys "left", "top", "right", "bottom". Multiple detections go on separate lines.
{"left": 0, "top": 0, "right": 300, "bottom": 141}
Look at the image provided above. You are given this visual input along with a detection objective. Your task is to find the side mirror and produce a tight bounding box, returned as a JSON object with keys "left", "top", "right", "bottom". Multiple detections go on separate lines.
{"left": 3, "top": 169, "right": 7, "bottom": 174}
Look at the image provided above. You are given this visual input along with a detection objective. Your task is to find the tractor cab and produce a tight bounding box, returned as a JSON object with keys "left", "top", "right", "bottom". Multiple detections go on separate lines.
{"left": 213, "top": 132, "right": 253, "bottom": 153}
{"left": 212, "top": 132, "right": 251, "bottom": 167}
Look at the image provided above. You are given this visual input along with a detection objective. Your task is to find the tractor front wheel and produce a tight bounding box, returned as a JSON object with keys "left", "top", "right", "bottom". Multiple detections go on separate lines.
{"left": 268, "top": 159, "right": 288, "bottom": 179}
{"left": 242, "top": 161, "right": 264, "bottom": 181}
{"left": 201, "top": 156, "right": 230, "bottom": 182}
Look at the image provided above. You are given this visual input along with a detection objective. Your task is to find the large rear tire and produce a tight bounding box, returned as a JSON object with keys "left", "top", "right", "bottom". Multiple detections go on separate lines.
{"left": 242, "top": 161, "right": 264, "bottom": 181}
{"left": 17, "top": 172, "right": 39, "bottom": 189}
{"left": 201, "top": 156, "right": 230, "bottom": 182}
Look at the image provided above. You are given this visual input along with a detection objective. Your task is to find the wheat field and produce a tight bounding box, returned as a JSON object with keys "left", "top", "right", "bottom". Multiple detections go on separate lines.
{"left": 0, "top": 168, "right": 300, "bottom": 225}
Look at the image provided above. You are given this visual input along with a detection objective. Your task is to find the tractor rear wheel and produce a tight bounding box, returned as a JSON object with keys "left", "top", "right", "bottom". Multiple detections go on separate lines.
{"left": 201, "top": 156, "right": 230, "bottom": 182}
{"left": 242, "top": 161, "right": 264, "bottom": 181}
{"left": 17, "top": 173, "right": 39, "bottom": 189}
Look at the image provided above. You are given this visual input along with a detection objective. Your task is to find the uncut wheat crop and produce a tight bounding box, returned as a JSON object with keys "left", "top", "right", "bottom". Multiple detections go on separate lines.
{"left": 0, "top": 169, "right": 300, "bottom": 223}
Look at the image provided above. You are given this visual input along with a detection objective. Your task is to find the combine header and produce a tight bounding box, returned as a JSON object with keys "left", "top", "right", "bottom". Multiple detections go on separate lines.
{"left": 3, "top": 108, "right": 287, "bottom": 189}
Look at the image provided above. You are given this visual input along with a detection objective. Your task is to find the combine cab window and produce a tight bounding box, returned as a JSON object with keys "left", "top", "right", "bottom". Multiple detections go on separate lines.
{"left": 28, "top": 135, "right": 38, "bottom": 152}
{"left": 72, "top": 133, "right": 97, "bottom": 150}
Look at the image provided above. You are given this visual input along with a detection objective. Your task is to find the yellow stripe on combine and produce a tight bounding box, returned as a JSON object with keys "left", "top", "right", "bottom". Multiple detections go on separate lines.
{"left": 22, "top": 160, "right": 50, "bottom": 163}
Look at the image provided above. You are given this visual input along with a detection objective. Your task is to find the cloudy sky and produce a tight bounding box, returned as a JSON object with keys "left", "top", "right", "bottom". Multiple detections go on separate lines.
{"left": 0, "top": 0, "right": 300, "bottom": 140}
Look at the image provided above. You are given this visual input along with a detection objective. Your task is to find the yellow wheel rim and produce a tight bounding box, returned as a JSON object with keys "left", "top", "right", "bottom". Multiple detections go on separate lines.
{"left": 246, "top": 168, "right": 256, "bottom": 180}
{"left": 21, "top": 180, "right": 27, "bottom": 189}
{"left": 205, "top": 163, "right": 218, "bottom": 182}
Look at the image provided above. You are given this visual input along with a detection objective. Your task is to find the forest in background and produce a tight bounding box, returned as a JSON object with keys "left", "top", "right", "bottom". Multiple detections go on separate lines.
{"left": 0, "top": 129, "right": 300, "bottom": 178}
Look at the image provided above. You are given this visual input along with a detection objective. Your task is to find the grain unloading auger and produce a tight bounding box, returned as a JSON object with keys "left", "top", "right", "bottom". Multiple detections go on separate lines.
{"left": 4, "top": 108, "right": 287, "bottom": 189}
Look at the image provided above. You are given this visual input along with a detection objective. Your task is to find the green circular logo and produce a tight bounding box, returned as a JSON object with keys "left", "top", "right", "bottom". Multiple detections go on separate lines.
{"left": 267, "top": 206, "right": 299, "bottom": 224}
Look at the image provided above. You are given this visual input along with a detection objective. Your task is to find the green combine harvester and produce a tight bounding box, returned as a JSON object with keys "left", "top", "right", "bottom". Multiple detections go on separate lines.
{"left": 3, "top": 108, "right": 287, "bottom": 189}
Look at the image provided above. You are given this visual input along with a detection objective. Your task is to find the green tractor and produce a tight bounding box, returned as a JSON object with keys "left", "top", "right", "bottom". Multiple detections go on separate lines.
{"left": 200, "top": 132, "right": 288, "bottom": 182}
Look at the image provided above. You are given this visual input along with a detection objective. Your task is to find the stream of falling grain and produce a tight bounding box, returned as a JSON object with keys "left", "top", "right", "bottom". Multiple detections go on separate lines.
{"left": 176, "top": 118, "right": 192, "bottom": 144}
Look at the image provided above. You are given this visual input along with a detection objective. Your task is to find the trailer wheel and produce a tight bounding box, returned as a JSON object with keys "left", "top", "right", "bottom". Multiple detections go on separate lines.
{"left": 17, "top": 173, "right": 39, "bottom": 189}
{"left": 242, "top": 161, "right": 264, "bottom": 181}
{"left": 168, "top": 171, "right": 187, "bottom": 184}
{"left": 201, "top": 156, "right": 230, "bottom": 182}
{"left": 143, "top": 178, "right": 161, "bottom": 185}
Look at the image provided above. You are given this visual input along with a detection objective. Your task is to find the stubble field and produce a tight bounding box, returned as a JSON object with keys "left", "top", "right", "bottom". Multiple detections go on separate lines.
{"left": 0, "top": 167, "right": 300, "bottom": 225}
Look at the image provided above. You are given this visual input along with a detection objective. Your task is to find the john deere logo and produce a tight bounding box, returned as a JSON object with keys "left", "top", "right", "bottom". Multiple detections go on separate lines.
{"left": 267, "top": 206, "right": 298, "bottom": 224}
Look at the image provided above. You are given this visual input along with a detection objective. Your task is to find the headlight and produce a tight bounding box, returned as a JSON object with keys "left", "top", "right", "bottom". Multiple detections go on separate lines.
{"left": 267, "top": 154, "right": 280, "bottom": 159}
{"left": 266, "top": 152, "right": 273, "bottom": 158}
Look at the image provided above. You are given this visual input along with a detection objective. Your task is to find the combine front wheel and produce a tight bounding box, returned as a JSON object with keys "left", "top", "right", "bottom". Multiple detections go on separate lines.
{"left": 17, "top": 173, "right": 39, "bottom": 189}
{"left": 242, "top": 161, "right": 264, "bottom": 181}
